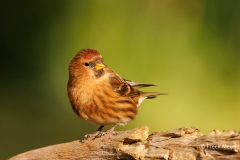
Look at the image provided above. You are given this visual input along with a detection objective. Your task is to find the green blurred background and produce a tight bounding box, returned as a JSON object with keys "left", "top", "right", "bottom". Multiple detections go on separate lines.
{"left": 1, "top": 1, "right": 240, "bottom": 159}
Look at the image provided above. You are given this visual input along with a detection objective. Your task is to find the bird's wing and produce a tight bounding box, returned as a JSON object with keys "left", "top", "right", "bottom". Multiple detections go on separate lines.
{"left": 109, "top": 74, "right": 140, "bottom": 98}
{"left": 123, "top": 79, "right": 157, "bottom": 89}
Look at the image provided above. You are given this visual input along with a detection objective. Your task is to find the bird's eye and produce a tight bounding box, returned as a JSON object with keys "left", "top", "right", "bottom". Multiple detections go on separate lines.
{"left": 84, "top": 62, "right": 90, "bottom": 67}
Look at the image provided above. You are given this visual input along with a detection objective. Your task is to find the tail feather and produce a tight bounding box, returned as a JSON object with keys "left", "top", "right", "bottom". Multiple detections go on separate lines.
{"left": 137, "top": 92, "right": 167, "bottom": 107}
{"left": 133, "top": 83, "right": 157, "bottom": 88}
{"left": 143, "top": 92, "right": 168, "bottom": 99}
{"left": 124, "top": 79, "right": 157, "bottom": 89}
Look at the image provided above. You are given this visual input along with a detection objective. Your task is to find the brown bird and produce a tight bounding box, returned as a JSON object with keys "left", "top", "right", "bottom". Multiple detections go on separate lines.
{"left": 67, "top": 49, "right": 164, "bottom": 136}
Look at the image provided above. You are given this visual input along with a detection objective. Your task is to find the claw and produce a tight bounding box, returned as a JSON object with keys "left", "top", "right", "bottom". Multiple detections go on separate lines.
{"left": 80, "top": 124, "right": 116, "bottom": 141}
{"left": 96, "top": 132, "right": 107, "bottom": 138}
{"left": 80, "top": 131, "right": 108, "bottom": 141}
{"left": 79, "top": 134, "right": 91, "bottom": 142}
{"left": 83, "top": 134, "right": 91, "bottom": 140}
{"left": 93, "top": 132, "right": 107, "bottom": 140}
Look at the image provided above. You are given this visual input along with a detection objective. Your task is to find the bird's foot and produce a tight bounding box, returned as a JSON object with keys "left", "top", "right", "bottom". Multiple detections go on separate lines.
{"left": 91, "top": 124, "right": 118, "bottom": 140}
{"left": 80, "top": 134, "right": 92, "bottom": 142}
{"left": 83, "top": 134, "right": 91, "bottom": 140}
{"left": 81, "top": 131, "right": 108, "bottom": 141}
{"left": 93, "top": 131, "right": 107, "bottom": 140}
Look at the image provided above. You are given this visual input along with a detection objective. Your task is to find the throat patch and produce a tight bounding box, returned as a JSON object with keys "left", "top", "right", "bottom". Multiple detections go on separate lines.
{"left": 94, "top": 69, "right": 105, "bottom": 78}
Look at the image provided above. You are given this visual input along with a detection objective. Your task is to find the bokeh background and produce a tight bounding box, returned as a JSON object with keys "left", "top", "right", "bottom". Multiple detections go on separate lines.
{"left": 1, "top": 1, "right": 240, "bottom": 159}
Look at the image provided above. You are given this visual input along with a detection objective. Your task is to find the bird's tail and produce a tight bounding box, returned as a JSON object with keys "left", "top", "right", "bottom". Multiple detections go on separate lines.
{"left": 143, "top": 92, "right": 167, "bottom": 99}
{"left": 124, "top": 79, "right": 158, "bottom": 89}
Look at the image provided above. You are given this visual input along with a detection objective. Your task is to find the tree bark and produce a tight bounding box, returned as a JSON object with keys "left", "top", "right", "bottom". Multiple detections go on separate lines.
{"left": 10, "top": 126, "right": 240, "bottom": 160}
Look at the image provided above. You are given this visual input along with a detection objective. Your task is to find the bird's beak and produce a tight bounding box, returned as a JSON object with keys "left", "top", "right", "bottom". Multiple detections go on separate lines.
{"left": 95, "top": 63, "right": 106, "bottom": 70}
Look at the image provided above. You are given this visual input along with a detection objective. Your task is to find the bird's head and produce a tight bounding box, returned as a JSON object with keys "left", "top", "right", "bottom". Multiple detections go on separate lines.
{"left": 68, "top": 49, "right": 106, "bottom": 79}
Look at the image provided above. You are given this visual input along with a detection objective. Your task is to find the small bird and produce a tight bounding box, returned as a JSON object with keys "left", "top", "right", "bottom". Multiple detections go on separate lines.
{"left": 67, "top": 49, "right": 164, "bottom": 136}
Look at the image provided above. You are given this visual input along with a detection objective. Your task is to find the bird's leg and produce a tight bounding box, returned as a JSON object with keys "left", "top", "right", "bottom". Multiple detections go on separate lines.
{"left": 94, "top": 123, "right": 119, "bottom": 139}
{"left": 93, "top": 125, "right": 107, "bottom": 139}
{"left": 83, "top": 125, "right": 104, "bottom": 140}
{"left": 92, "top": 125, "right": 105, "bottom": 137}
{"left": 106, "top": 123, "right": 119, "bottom": 132}
{"left": 97, "top": 125, "right": 104, "bottom": 132}
{"left": 83, "top": 123, "right": 120, "bottom": 140}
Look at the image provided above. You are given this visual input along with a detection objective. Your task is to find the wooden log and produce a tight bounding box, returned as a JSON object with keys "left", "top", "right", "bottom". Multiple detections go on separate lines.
{"left": 10, "top": 126, "right": 240, "bottom": 160}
